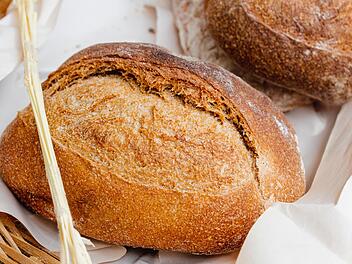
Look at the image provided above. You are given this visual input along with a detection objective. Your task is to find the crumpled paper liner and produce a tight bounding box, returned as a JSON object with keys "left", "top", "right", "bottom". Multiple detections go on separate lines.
{"left": 237, "top": 101, "right": 352, "bottom": 264}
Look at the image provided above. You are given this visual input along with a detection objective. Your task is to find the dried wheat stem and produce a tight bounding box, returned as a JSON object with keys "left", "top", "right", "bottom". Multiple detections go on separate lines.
{"left": 16, "top": 0, "right": 92, "bottom": 263}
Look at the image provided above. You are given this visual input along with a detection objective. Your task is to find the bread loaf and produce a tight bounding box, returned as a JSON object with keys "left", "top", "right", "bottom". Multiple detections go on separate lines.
{"left": 173, "top": 0, "right": 314, "bottom": 112}
{"left": 206, "top": 0, "right": 352, "bottom": 105}
{"left": 0, "top": 43, "right": 305, "bottom": 254}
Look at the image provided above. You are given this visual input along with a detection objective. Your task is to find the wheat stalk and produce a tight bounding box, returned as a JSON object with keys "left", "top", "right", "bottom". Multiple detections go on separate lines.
{"left": 16, "top": 0, "right": 92, "bottom": 263}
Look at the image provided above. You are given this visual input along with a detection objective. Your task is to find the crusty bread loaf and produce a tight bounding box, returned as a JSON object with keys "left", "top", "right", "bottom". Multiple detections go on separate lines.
{"left": 173, "top": 0, "right": 314, "bottom": 112}
{"left": 205, "top": 0, "right": 352, "bottom": 105}
{"left": 0, "top": 43, "right": 305, "bottom": 254}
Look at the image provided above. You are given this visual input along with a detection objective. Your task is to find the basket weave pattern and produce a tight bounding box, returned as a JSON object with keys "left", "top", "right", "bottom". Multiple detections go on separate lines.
{"left": 0, "top": 213, "right": 59, "bottom": 264}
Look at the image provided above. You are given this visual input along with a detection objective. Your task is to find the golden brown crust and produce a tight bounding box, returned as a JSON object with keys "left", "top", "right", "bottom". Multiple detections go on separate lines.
{"left": 0, "top": 43, "right": 305, "bottom": 254}
{"left": 0, "top": 0, "right": 11, "bottom": 18}
{"left": 206, "top": 0, "right": 352, "bottom": 105}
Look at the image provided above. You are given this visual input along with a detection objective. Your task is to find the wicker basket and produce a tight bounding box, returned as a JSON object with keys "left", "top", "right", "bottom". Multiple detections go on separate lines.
{"left": 0, "top": 213, "right": 60, "bottom": 264}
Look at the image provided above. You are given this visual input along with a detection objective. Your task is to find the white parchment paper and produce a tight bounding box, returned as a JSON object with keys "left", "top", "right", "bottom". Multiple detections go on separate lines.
{"left": 0, "top": 0, "right": 349, "bottom": 263}
{"left": 0, "top": 0, "right": 60, "bottom": 80}
{"left": 237, "top": 101, "right": 352, "bottom": 264}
